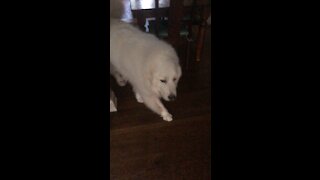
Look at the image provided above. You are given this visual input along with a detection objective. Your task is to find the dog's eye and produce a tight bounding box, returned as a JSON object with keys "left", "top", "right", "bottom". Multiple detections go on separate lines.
{"left": 173, "top": 78, "right": 176, "bottom": 82}
{"left": 160, "top": 79, "right": 167, "bottom": 83}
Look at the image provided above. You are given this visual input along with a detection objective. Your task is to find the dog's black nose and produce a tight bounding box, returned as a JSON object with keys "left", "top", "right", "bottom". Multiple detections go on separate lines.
{"left": 168, "top": 94, "right": 176, "bottom": 101}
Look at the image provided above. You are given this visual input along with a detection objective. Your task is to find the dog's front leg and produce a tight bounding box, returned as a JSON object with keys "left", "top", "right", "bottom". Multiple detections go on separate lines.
{"left": 143, "top": 96, "right": 173, "bottom": 122}
{"left": 132, "top": 88, "right": 144, "bottom": 103}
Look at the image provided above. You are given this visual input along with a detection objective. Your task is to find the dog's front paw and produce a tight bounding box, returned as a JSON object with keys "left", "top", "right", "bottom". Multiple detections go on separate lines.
{"left": 135, "top": 93, "right": 144, "bottom": 103}
{"left": 161, "top": 112, "right": 173, "bottom": 122}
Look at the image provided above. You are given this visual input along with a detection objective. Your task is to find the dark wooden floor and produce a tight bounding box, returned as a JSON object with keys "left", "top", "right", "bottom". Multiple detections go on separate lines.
{"left": 110, "top": 7, "right": 211, "bottom": 178}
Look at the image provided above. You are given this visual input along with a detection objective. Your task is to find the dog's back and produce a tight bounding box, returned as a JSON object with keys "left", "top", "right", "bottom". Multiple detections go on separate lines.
{"left": 110, "top": 19, "right": 177, "bottom": 65}
{"left": 110, "top": 19, "right": 152, "bottom": 88}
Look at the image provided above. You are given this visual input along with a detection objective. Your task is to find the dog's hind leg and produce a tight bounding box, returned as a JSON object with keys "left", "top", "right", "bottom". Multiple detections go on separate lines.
{"left": 110, "top": 64, "right": 128, "bottom": 86}
{"left": 142, "top": 96, "right": 173, "bottom": 121}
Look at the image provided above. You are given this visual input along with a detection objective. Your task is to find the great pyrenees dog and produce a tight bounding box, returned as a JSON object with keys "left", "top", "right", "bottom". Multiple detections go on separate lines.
{"left": 110, "top": 18, "right": 182, "bottom": 121}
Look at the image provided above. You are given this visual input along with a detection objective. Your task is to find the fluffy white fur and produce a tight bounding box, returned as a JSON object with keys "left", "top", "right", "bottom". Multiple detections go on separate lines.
{"left": 110, "top": 18, "right": 182, "bottom": 121}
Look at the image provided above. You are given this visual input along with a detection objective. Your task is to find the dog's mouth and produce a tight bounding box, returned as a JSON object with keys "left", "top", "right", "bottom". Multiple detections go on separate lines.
{"left": 159, "top": 92, "right": 169, "bottom": 101}
{"left": 162, "top": 94, "right": 176, "bottom": 102}
{"left": 168, "top": 94, "right": 176, "bottom": 101}
{"left": 157, "top": 89, "right": 176, "bottom": 101}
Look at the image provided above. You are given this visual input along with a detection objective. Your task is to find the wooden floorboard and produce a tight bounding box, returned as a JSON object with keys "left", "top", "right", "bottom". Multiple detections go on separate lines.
{"left": 111, "top": 114, "right": 211, "bottom": 180}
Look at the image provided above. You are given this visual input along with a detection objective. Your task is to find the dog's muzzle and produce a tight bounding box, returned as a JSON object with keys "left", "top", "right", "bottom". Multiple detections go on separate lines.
{"left": 168, "top": 94, "right": 176, "bottom": 101}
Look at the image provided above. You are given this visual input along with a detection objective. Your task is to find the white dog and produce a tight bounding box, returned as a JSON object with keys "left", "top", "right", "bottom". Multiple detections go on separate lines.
{"left": 110, "top": 18, "right": 182, "bottom": 121}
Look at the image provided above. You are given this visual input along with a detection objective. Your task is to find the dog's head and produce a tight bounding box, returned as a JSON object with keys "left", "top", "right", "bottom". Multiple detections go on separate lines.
{"left": 148, "top": 53, "right": 182, "bottom": 101}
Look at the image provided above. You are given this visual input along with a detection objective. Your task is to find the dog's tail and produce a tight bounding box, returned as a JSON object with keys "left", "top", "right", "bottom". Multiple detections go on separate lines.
{"left": 110, "top": 0, "right": 124, "bottom": 19}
